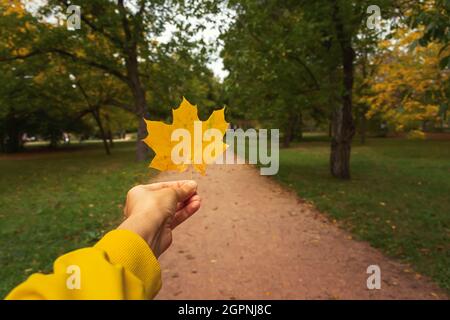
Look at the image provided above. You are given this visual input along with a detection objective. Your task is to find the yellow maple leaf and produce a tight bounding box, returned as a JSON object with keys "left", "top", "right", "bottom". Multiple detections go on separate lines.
{"left": 143, "top": 97, "right": 229, "bottom": 175}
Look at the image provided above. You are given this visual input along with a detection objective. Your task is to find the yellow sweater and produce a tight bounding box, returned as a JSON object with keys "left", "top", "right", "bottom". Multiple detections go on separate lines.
{"left": 5, "top": 230, "right": 162, "bottom": 300}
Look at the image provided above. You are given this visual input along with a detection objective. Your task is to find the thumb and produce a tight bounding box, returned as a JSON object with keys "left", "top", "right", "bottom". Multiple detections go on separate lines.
{"left": 171, "top": 180, "right": 197, "bottom": 202}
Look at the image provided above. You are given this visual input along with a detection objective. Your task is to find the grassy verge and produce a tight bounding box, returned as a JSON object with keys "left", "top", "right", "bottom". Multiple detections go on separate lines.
{"left": 1, "top": 136, "right": 449, "bottom": 296}
{"left": 274, "top": 135, "right": 450, "bottom": 291}
{"left": 0, "top": 141, "right": 156, "bottom": 297}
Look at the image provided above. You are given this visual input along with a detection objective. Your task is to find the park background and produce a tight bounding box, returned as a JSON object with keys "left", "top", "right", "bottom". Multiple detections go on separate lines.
{"left": 0, "top": 0, "right": 449, "bottom": 298}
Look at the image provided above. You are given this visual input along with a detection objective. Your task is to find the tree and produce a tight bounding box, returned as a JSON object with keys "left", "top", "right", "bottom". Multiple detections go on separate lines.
{"left": 221, "top": 0, "right": 326, "bottom": 147}
{"left": 0, "top": 56, "right": 95, "bottom": 151}
{"left": 222, "top": 0, "right": 397, "bottom": 179}
{"left": 409, "top": 0, "right": 450, "bottom": 129}
{"left": 362, "top": 28, "right": 450, "bottom": 133}
{"left": 1, "top": 0, "right": 217, "bottom": 160}
{"left": 409, "top": 0, "right": 450, "bottom": 69}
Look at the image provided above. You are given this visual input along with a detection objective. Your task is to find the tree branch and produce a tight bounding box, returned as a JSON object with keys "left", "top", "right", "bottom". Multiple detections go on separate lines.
{"left": 235, "top": 19, "right": 320, "bottom": 91}
{"left": 0, "top": 50, "right": 42, "bottom": 62}
{"left": 49, "top": 48, "right": 129, "bottom": 85}
{"left": 57, "top": 0, "right": 124, "bottom": 50}
{"left": 0, "top": 48, "right": 130, "bottom": 85}
{"left": 75, "top": 79, "right": 94, "bottom": 109}
{"left": 106, "top": 98, "right": 135, "bottom": 113}
{"left": 118, "top": 0, "right": 134, "bottom": 48}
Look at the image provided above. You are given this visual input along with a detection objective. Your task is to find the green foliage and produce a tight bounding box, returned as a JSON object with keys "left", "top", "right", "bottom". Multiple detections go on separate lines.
{"left": 0, "top": 0, "right": 223, "bottom": 153}
{"left": 410, "top": 0, "right": 450, "bottom": 69}
{"left": 221, "top": 0, "right": 397, "bottom": 144}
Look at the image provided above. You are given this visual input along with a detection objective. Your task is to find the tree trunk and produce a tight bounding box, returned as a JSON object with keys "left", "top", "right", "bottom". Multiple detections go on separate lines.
{"left": 290, "top": 112, "right": 302, "bottom": 142}
{"left": 7, "top": 131, "right": 21, "bottom": 153}
{"left": 126, "top": 49, "right": 149, "bottom": 161}
{"left": 116, "top": 0, "right": 148, "bottom": 160}
{"left": 5, "top": 114, "right": 22, "bottom": 153}
{"left": 330, "top": 57, "right": 355, "bottom": 178}
{"left": 283, "top": 129, "right": 292, "bottom": 148}
{"left": 328, "top": 121, "right": 332, "bottom": 138}
{"left": 103, "top": 113, "right": 114, "bottom": 148}
{"left": 282, "top": 112, "right": 297, "bottom": 148}
{"left": 330, "top": 1, "right": 356, "bottom": 179}
{"left": 0, "top": 132, "right": 4, "bottom": 153}
{"left": 49, "top": 131, "right": 59, "bottom": 149}
{"left": 297, "top": 112, "right": 303, "bottom": 141}
{"left": 92, "top": 109, "right": 110, "bottom": 155}
{"left": 108, "top": 129, "right": 114, "bottom": 148}
{"left": 136, "top": 116, "right": 148, "bottom": 161}
{"left": 421, "top": 120, "right": 427, "bottom": 131}
{"left": 360, "top": 110, "right": 366, "bottom": 144}
{"left": 330, "top": 106, "right": 353, "bottom": 179}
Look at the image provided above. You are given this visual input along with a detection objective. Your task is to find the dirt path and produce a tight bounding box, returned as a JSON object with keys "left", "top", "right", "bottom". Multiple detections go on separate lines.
{"left": 154, "top": 162, "right": 445, "bottom": 300}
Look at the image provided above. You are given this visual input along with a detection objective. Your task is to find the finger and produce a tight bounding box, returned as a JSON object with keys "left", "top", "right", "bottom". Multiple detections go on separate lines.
{"left": 171, "top": 180, "right": 197, "bottom": 202}
{"left": 142, "top": 180, "right": 192, "bottom": 191}
{"left": 187, "top": 194, "right": 201, "bottom": 203}
{"left": 123, "top": 192, "right": 130, "bottom": 218}
{"left": 176, "top": 192, "right": 198, "bottom": 209}
{"left": 172, "top": 195, "right": 202, "bottom": 228}
{"left": 123, "top": 201, "right": 128, "bottom": 218}
{"left": 171, "top": 198, "right": 201, "bottom": 229}
{"left": 176, "top": 193, "right": 199, "bottom": 211}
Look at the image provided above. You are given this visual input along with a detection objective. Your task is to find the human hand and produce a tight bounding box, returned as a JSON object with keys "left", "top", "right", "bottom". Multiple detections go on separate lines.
{"left": 117, "top": 180, "right": 201, "bottom": 257}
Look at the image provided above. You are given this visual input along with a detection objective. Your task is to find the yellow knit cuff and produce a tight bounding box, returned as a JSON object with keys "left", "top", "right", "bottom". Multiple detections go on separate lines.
{"left": 94, "top": 229, "right": 162, "bottom": 299}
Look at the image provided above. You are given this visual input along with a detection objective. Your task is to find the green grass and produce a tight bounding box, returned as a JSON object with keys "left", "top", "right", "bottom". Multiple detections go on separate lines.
{"left": 1, "top": 136, "right": 449, "bottom": 297}
{"left": 0, "top": 141, "right": 156, "bottom": 298}
{"left": 275, "top": 136, "right": 450, "bottom": 292}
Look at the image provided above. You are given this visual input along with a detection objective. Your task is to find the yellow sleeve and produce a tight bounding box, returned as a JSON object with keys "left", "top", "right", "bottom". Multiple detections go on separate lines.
{"left": 5, "top": 230, "right": 162, "bottom": 300}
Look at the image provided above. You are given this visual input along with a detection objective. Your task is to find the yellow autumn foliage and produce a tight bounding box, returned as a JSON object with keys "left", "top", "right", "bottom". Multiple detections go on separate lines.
{"left": 362, "top": 27, "right": 449, "bottom": 132}
{"left": 0, "top": 0, "right": 25, "bottom": 17}
{"left": 407, "top": 130, "right": 426, "bottom": 140}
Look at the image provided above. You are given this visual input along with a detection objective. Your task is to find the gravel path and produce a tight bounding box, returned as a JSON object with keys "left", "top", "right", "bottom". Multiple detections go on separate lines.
{"left": 154, "top": 163, "right": 445, "bottom": 299}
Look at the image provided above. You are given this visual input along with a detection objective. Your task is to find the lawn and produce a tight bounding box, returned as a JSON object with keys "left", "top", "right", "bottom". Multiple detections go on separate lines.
{"left": 0, "top": 136, "right": 449, "bottom": 297}
{"left": 275, "top": 135, "right": 450, "bottom": 291}
{"left": 0, "top": 141, "right": 156, "bottom": 298}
